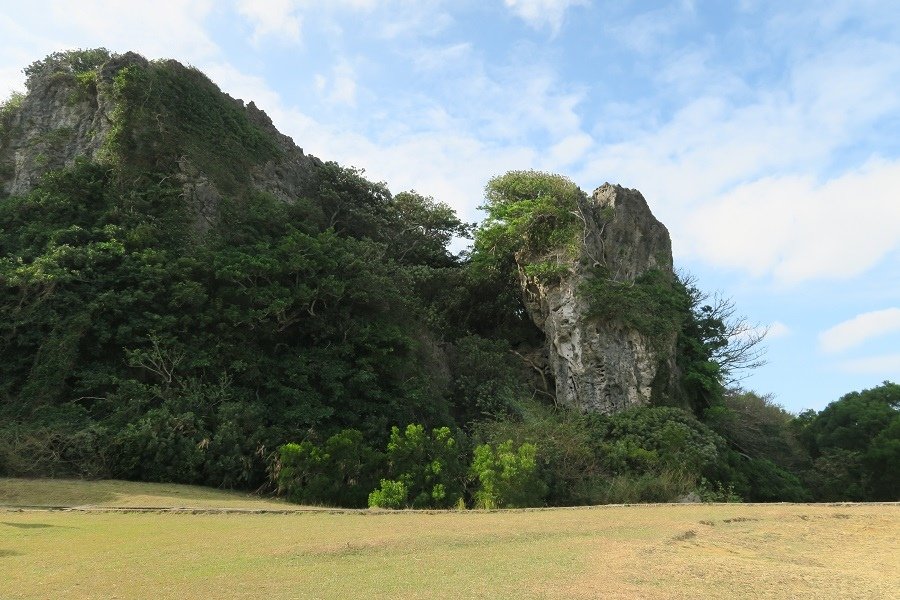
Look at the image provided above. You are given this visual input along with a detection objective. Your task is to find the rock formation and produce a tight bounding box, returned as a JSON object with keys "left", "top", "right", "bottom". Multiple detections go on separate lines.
{"left": 0, "top": 51, "right": 321, "bottom": 224}
{"left": 517, "top": 184, "right": 677, "bottom": 413}
{"left": 1, "top": 50, "right": 681, "bottom": 417}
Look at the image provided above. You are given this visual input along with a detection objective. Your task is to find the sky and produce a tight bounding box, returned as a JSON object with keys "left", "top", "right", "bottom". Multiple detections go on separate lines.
{"left": 1, "top": 0, "right": 898, "bottom": 412}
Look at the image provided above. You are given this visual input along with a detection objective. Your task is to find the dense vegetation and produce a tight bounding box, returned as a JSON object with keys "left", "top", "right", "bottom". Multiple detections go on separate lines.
{"left": 1, "top": 50, "right": 897, "bottom": 505}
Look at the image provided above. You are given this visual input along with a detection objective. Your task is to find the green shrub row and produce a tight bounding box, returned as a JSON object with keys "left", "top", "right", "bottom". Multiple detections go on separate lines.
{"left": 275, "top": 424, "right": 541, "bottom": 510}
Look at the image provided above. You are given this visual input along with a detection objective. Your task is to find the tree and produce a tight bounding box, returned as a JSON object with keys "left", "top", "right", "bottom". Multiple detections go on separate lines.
{"left": 679, "top": 273, "right": 767, "bottom": 386}
{"left": 385, "top": 191, "right": 471, "bottom": 267}
{"left": 802, "top": 381, "right": 900, "bottom": 500}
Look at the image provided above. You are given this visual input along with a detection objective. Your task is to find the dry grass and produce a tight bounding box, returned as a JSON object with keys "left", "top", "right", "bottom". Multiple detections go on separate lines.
{"left": 0, "top": 479, "right": 898, "bottom": 599}
{"left": 0, "top": 477, "right": 290, "bottom": 510}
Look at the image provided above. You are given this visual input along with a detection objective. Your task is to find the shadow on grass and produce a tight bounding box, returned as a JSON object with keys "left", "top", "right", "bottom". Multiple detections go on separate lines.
{"left": 2, "top": 522, "right": 57, "bottom": 529}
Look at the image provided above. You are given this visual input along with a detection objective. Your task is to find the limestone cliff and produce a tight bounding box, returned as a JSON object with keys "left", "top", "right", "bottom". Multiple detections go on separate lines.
{"left": 0, "top": 51, "right": 321, "bottom": 227}
{"left": 2, "top": 50, "right": 680, "bottom": 417}
{"left": 517, "top": 184, "right": 677, "bottom": 413}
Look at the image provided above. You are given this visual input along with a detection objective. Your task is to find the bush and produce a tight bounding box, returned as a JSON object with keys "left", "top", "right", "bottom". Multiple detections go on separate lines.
{"left": 110, "top": 408, "right": 205, "bottom": 483}
{"left": 589, "top": 470, "right": 697, "bottom": 504}
{"left": 471, "top": 440, "right": 546, "bottom": 508}
{"left": 276, "top": 429, "right": 382, "bottom": 507}
{"left": 23, "top": 48, "right": 112, "bottom": 88}
{"left": 381, "top": 424, "right": 466, "bottom": 509}
{"left": 475, "top": 402, "right": 601, "bottom": 505}
{"left": 696, "top": 477, "right": 742, "bottom": 503}
{"left": 596, "top": 406, "right": 723, "bottom": 477}
{"left": 0, "top": 422, "right": 109, "bottom": 479}
{"left": 368, "top": 479, "right": 408, "bottom": 509}
{"left": 448, "top": 335, "right": 530, "bottom": 425}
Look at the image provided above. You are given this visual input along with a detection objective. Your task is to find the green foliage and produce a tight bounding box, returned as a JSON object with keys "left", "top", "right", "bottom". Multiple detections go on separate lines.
{"left": 582, "top": 268, "right": 688, "bottom": 344}
{"left": 595, "top": 407, "right": 723, "bottom": 477}
{"left": 696, "top": 477, "right": 742, "bottom": 503}
{"left": 276, "top": 430, "right": 382, "bottom": 507}
{"left": 468, "top": 171, "right": 585, "bottom": 338}
{"left": 107, "top": 60, "right": 280, "bottom": 193}
{"left": 368, "top": 479, "right": 408, "bottom": 509}
{"left": 0, "top": 91, "right": 24, "bottom": 143}
{"left": 385, "top": 191, "right": 471, "bottom": 267}
{"left": 705, "top": 390, "right": 808, "bottom": 471}
{"left": 0, "top": 144, "right": 452, "bottom": 486}
{"left": 447, "top": 335, "right": 530, "bottom": 426}
{"left": 0, "top": 421, "right": 108, "bottom": 479}
{"left": 522, "top": 259, "right": 571, "bottom": 283}
{"left": 799, "top": 382, "right": 899, "bottom": 500}
{"left": 590, "top": 471, "right": 697, "bottom": 504}
{"left": 475, "top": 401, "right": 601, "bottom": 505}
{"left": 478, "top": 403, "right": 735, "bottom": 505}
{"left": 23, "top": 48, "right": 112, "bottom": 88}
{"left": 477, "top": 170, "right": 584, "bottom": 261}
{"left": 470, "top": 440, "right": 546, "bottom": 508}
{"left": 381, "top": 424, "right": 466, "bottom": 508}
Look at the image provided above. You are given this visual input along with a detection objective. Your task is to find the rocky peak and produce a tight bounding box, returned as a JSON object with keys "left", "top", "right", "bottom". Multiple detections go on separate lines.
{"left": 518, "top": 184, "right": 677, "bottom": 414}
{"left": 0, "top": 50, "right": 321, "bottom": 221}
{"left": 589, "top": 183, "right": 673, "bottom": 280}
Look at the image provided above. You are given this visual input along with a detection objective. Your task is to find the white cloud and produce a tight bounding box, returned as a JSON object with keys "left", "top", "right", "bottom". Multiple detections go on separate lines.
{"left": 47, "top": 0, "right": 219, "bottom": 62}
{"left": 412, "top": 43, "right": 472, "bottom": 71}
{"left": 573, "top": 30, "right": 900, "bottom": 282}
{"left": 313, "top": 62, "right": 358, "bottom": 107}
{"left": 236, "top": 0, "right": 302, "bottom": 44}
{"left": 768, "top": 322, "right": 791, "bottom": 339}
{"left": 731, "top": 321, "right": 789, "bottom": 345}
{"left": 549, "top": 133, "right": 593, "bottom": 167}
{"left": 503, "top": 0, "right": 589, "bottom": 33}
{"left": 838, "top": 353, "right": 900, "bottom": 375}
{"left": 683, "top": 159, "right": 900, "bottom": 283}
{"left": 819, "top": 308, "right": 900, "bottom": 354}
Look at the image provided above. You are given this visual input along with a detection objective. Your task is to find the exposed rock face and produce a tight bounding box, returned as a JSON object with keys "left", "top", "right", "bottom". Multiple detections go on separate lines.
{"left": 518, "top": 184, "right": 676, "bottom": 413}
{"left": 0, "top": 52, "right": 321, "bottom": 224}
{"left": 1, "top": 62, "right": 118, "bottom": 197}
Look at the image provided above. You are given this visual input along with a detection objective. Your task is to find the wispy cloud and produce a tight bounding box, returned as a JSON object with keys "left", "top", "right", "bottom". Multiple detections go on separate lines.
{"left": 819, "top": 308, "right": 900, "bottom": 354}
{"left": 768, "top": 322, "right": 791, "bottom": 339}
{"left": 314, "top": 61, "right": 358, "bottom": 106}
{"left": 684, "top": 159, "right": 900, "bottom": 283}
{"left": 236, "top": 0, "right": 302, "bottom": 44}
{"left": 838, "top": 353, "right": 900, "bottom": 375}
{"left": 503, "top": 0, "right": 589, "bottom": 33}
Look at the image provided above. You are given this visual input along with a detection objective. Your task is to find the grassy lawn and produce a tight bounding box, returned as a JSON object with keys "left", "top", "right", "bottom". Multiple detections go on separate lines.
{"left": 0, "top": 477, "right": 292, "bottom": 510}
{"left": 1, "top": 480, "right": 898, "bottom": 599}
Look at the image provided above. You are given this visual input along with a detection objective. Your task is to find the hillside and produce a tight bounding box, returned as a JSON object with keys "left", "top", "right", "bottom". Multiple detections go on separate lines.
{"left": 1, "top": 49, "right": 896, "bottom": 506}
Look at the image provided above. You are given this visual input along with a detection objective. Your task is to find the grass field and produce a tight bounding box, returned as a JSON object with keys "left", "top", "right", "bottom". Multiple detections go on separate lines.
{"left": 1, "top": 479, "right": 898, "bottom": 599}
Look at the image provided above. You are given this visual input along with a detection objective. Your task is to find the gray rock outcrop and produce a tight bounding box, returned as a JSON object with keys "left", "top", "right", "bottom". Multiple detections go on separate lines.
{"left": 518, "top": 184, "right": 676, "bottom": 413}
{"left": 0, "top": 52, "right": 321, "bottom": 225}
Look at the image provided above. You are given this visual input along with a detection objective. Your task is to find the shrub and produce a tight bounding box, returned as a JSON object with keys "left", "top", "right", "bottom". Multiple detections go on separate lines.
{"left": 368, "top": 479, "right": 408, "bottom": 509}
{"left": 276, "top": 429, "right": 382, "bottom": 507}
{"left": 475, "top": 402, "right": 601, "bottom": 506}
{"left": 0, "top": 422, "right": 109, "bottom": 479}
{"left": 589, "top": 470, "right": 697, "bottom": 504}
{"left": 471, "top": 440, "right": 546, "bottom": 508}
{"left": 596, "top": 406, "right": 723, "bottom": 477}
{"left": 381, "top": 424, "right": 465, "bottom": 509}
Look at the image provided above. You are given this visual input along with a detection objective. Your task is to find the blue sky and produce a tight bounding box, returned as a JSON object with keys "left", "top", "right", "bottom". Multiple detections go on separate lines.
{"left": 2, "top": 0, "right": 899, "bottom": 412}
